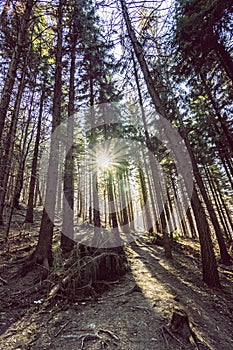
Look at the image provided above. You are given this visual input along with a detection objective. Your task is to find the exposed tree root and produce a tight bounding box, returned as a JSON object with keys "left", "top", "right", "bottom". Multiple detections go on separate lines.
{"left": 45, "top": 246, "right": 127, "bottom": 304}
{"left": 19, "top": 258, "right": 49, "bottom": 280}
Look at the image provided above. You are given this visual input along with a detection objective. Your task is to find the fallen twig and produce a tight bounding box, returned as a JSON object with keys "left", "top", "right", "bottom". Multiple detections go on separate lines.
{"left": 161, "top": 326, "right": 184, "bottom": 346}
{"left": 54, "top": 320, "right": 70, "bottom": 337}
{"left": 80, "top": 334, "right": 102, "bottom": 350}
{"left": 98, "top": 328, "right": 120, "bottom": 343}
{"left": 61, "top": 332, "right": 107, "bottom": 349}
{"left": 161, "top": 326, "right": 169, "bottom": 349}
{"left": 0, "top": 277, "right": 7, "bottom": 285}
{"left": 48, "top": 275, "right": 70, "bottom": 300}
{"left": 61, "top": 333, "right": 98, "bottom": 340}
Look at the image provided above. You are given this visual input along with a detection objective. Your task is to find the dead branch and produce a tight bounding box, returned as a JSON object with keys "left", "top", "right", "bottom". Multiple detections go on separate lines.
{"left": 79, "top": 334, "right": 103, "bottom": 350}
{"left": 98, "top": 328, "right": 120, "bottom": 343}
{"left": 48, "top": 275, "right": 70, "bottom": 300}
{"left": 46, "top": 251, "right": 126, "bottom": 303}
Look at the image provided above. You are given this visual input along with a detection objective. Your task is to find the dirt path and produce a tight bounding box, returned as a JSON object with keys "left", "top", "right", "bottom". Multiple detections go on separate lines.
{"left": 0, "top": 223, "right": 233, "bottom": 350}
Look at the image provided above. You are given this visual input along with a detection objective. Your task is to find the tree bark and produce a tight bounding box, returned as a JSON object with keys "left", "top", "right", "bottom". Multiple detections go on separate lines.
{"left": 138, "top": 167, "right": 153, "bottom": 233}
{"left": 0, "top": 49, "right": 30, "bottom": 224}
{"left": 132, "top": 52, "right": 172, "bottom": 255}
{"left": 120, "top": 0, "right": 221, "bottom": 283}
{"left": 61, "top": 14, "right": 78, "bottom": 255}
{"left": 205, "top": 166, "right": 232, "bottom": 241}
{"left": 180, "top": 122, "right": 232, "bottom": 265}
{"left": 13, "top": 92, "right": 34, "bottom": 210}
{"left": 25, "top": 85, "right": 45, "bottom": 223}
{"left": 108, "top": 171, "right": 119, "bottom": 230}
{"left": 212, "top": 33, "right": 233, "bottom": 84}
{"left": 89, "top": 61, "right": 101, "bottom": 243}
{"left": 191, "top": 187, "right": 221, "bottom": 287}
{"left": 31, "top": 0, "right": 64, "bottom": 267}
{"left": 199, "top": 70, "right": 233, "bottom": 154}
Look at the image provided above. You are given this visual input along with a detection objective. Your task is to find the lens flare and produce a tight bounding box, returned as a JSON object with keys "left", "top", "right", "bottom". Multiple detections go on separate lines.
{"left": 96, "top": 152, "right": 111, "bottom": 170}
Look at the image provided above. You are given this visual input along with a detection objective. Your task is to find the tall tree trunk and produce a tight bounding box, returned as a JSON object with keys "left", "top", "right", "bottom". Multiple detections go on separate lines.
{"left": 25, "top": 85, "right": 45, "bottom": 223}
{"left": 132, "top": 52, "right": 172, "bottom": 257}
{"left": 89, "top": 62, "right": 101, "bottom": 243}
{"left": 117, "top": 171, "right": 130, "bottom": 232}
{"left": 215, "top": 180, "right": 233, "bottom": 235}
{"left": 205, "top": 166, "right": 232, "bottom": 240}
{"left": 138, "top": 167, "right": 153, "bottom": 233}
{"left": 191, "top": 187, "right": 221, "bottom": 288}
{"left": 211, "top": 31, "right": 233, "bottom": 84}
{"left": 180, "top": 122, "right": 232, "bottom": 265}
{"left": 0, "top": 0, "right": 34, "bottom": 142}
{"left": 186, "top": 207, "right": 197, "bottom": 239}
{"left": 0, "top": 50, "right": 30, "bottom": 224}
{"left": 170, "top": 176, "right": 189, "bottom": 237}
{"left": 31, "top": 0, "right": 64, "bottom": 267}
{"left": 4, "top": 96, "right": 34, "bottom": 238}
{"left": 61, "top": 14, "right": 78, "bottom": 255}
{"left": 221, "top": 156, "right": 233, "bottom": 189}
{"left": 120, "top": 0, "right": 221, "bottom": 284}
{"left": 179, "top": 180, "right": 193, "bottom": 236}
{"left": 108, "top": 171, "right": 119, "bottom": 230}
{"left": 13, "top": 92, "right": 34, "bottom": 209}
{"left": 199, "top": 70, "right": 233, "bottom": 153}
{"left": 166, "top": 187, "right": 176, "bottom": 236}
{"left": 125, "top": 172, "right": 135, "bottom": 230}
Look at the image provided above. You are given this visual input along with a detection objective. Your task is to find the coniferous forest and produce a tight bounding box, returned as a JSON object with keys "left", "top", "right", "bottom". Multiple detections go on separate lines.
{"left": 0, "top": 1, "right": 232, "bottom": 349}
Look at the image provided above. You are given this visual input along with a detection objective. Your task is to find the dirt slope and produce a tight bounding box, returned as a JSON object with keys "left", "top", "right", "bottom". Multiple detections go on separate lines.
{"left": 0, "top": 220, "right": 233, "bottom": 350}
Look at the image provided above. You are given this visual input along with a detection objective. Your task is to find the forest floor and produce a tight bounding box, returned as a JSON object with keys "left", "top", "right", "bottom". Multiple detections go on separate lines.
{"left": 0, "top": 208, "right": 233, "bottom": 350}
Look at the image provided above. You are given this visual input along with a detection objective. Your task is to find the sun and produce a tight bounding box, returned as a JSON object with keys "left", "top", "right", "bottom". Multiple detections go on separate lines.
{"left": 87, "top": 139, "right": 126, "bottom": 173}
{"left": 96, "top": 151, "right": 112, "bottom": 170}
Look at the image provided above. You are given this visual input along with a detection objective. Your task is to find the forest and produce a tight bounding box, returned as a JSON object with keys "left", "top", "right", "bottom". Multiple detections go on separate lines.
{"left": 0, "top": 0, "right": 232, "bottom": 349}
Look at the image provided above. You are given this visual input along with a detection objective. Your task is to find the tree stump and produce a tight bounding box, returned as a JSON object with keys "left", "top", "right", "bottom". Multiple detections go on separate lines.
{"left": 170, "top": 307, "right": 192, "bottom": 341}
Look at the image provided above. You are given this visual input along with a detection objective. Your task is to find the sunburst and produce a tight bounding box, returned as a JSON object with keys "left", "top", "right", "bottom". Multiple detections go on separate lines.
{"left": 87, "top": 139, "right": 128, "bottom": 173}
{"left": 96, "top": 151, "right": 112, "bottom": 170}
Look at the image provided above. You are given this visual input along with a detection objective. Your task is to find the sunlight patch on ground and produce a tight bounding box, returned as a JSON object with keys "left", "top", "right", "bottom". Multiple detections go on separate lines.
{"left": 126, "top": 247, "right": 174, "bottom": 309}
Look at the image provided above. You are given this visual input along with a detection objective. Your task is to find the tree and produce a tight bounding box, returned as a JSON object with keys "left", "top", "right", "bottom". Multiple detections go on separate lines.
{"left": 0, "top": 0, "right": 34, "bottom": 143}
{"left": 0, "top": 48, "right": 30, "bottom": 224}
{"left": 31, "top": 0, "right": 64, "bottom": 267}
{"left": 174, "top": 0, "right": 233, "bottom": 83}
{"left": 25, "top": 78, "right": 46, "bottom": 223}
{"left": 13, "top": 93, "right": 34, "bottom": 210}
{"left": 60, "top": 1, "right": 79, "bottom": 255}
{"left": 120, "top": 0, "right": 221, "bottom": 287}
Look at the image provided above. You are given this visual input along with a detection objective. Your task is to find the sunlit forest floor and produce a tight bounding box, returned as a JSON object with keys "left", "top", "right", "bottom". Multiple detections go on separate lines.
{"left": 0, "top": 208, "right": 233, "bottom": 350}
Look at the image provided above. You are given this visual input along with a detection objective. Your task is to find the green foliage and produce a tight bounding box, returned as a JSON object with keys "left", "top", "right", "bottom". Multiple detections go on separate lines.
{"left": 174, "top": 0, "right": 233, "bottom": 71}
